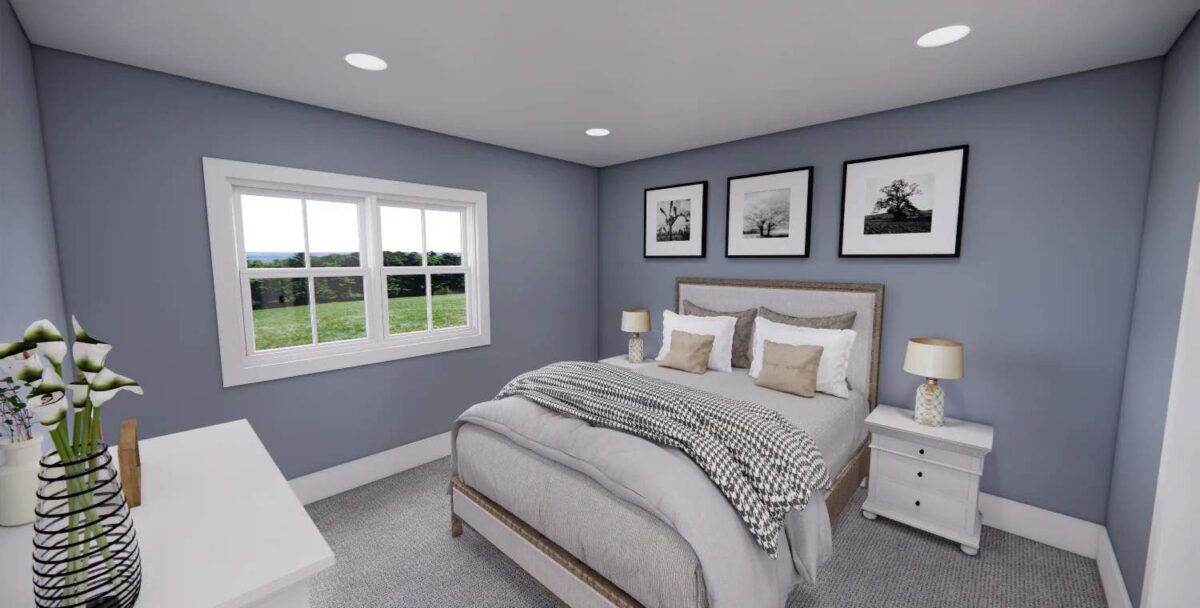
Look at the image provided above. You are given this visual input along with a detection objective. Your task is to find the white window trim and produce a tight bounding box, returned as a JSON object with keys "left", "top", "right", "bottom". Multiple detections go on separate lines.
{"left": 202, "top": 158, "right": 490, "bottom": 387}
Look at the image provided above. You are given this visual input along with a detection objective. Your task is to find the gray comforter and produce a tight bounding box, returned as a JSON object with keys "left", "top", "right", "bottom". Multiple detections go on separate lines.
{"left": 451, "top": 380, "right": 834, "bottom": 608}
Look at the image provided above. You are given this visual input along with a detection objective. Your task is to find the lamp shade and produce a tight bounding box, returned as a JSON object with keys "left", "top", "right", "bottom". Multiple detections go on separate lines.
{"left": 621, "top": 308, "right": 651, "bottom": 333}
{"left": 903, "top": 337, "right": 963, "bottom": 380}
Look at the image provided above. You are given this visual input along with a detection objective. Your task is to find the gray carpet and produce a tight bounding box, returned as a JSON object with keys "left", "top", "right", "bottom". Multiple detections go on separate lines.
{"left": 306, "top": 458, "right": 1105, "bottom": 607}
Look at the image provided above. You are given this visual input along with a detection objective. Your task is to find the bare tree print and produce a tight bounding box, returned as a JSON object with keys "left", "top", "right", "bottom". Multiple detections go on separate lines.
{"left": 742, "top": 188, "right": 790, "bottom": 238}
{"left": 657, "top": 199, "right": 692, "bottom": 241}
{"left": 873, "top": 179, "right": 924, "bottom": 219}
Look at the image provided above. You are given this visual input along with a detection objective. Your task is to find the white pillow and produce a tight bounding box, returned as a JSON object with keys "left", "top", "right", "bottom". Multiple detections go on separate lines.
{"left": 656, "top": 310, "right": 738, "bottom": 372}
{"left": 749, "top": 316, "right": 856, "bottom": 398}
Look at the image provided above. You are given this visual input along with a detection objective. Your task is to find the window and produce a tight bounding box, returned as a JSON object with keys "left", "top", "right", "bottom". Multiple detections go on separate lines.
{"left": 203, "top": 158, "right": 490, "bottom": 386}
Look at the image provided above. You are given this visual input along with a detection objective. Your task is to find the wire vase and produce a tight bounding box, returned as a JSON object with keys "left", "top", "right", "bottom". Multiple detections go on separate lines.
{"left": 32, "top": 443, "right": 142, "bottom": 608}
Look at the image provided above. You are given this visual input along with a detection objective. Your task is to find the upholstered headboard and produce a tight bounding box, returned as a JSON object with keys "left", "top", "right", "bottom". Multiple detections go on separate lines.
{"left": 675, "top": 277, "right": 884, "bottom": 409}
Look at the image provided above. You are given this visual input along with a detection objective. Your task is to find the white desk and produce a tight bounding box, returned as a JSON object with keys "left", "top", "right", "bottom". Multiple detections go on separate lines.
{"left": 0, "top": 420, "right": 335, "bottom": 607}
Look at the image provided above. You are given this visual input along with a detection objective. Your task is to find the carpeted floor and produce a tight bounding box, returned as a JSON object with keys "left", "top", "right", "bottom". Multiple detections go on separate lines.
{"left": 306, "top": 458, "right": 1105, "bottom": 608}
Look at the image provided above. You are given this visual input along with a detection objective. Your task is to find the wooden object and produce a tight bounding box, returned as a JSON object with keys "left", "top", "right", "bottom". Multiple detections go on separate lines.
{"left": 118, "top": 418, "right": 142, "bottom": 507}
{"left": 0, "top": 419, "right": 335, "bottom": 607}
{"left": 861, "top": 404, "right": 994, "bottom": 555}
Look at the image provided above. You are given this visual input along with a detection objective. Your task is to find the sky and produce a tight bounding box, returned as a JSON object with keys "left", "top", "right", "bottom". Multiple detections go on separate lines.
{"left": 241, "top": 194, "right": 462, "bottom": 255}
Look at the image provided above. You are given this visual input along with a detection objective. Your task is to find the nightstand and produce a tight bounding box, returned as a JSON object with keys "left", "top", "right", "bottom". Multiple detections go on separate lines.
{"left": 600, "top": 355, "right": 657, "bottom": 369}
{"left": 861, "top": 404, "right": 994, "bottom": 555}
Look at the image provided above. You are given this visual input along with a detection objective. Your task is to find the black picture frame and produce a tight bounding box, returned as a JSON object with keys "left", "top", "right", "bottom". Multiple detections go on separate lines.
{"left": 725, "top": 166, "right": 814, "bottom": 258}
{"left": 838, "top": 145, "right": 969, "bottom": 258}
{"left": 644, "top": 181, "right": 708, "bottom": 258}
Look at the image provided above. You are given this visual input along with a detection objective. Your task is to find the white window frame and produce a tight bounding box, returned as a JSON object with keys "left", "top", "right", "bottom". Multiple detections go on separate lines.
{"left": 203, "top": 158, "right": 490, "bottom": 387}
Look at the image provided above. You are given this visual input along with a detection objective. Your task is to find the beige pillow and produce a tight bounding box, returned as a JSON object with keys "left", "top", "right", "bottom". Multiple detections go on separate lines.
{"left": 658, "top": 330, "right": 716, "bottom": 374}
{"left": 682, "top": 301, "right": 756, "bottom": 368}
{"left": 758, "top": 307, "right": 856, "bottom": 330}
{"left": 755, "top": 341, "right": 824, "bottom": 397}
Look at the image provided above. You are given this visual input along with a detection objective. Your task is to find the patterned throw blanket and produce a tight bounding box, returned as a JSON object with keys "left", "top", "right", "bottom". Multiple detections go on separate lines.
{"left": 495, "top": 361, "right": 830, "bottom": 556}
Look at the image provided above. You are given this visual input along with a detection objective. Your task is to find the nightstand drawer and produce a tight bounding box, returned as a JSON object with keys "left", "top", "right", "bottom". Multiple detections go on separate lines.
{"left": 870, "top": 476, "right": 968, "bottom": 533}
{"left": 874, "top": 433, "right": 976, "bottom": 471}
{"left": 874, "top": 450, "right": 972, "bottom": 499}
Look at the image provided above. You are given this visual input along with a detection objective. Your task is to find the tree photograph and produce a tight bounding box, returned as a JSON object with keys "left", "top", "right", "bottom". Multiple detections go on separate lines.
{"left": 863, "top": 175, "right": 934, "bottom": 235}
{"left": 741, "top": 188, "right": 790, "bottom": 239}
{"left": 656, "top": 199, "right": 692, "bottom": 241}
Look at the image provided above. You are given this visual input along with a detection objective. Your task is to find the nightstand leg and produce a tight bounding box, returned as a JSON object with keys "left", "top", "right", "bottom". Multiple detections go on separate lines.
{"left": 959, "top": 544, "right": 978, "bottom": 556}
{"left": 861, "top": 509, "right": 878, "bottom": 520}
{"left": 451, "top": 514, "right": 463, "bottom": 538}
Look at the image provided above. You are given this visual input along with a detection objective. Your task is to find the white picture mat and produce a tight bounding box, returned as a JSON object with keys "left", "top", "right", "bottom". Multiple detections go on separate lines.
{"left": 645, "top": 183, "right": 705, "bottom": 256}
{"left": 727, "top": 169, "right": 810, "bottom": 256}
{"left": 842, "top": 149, "right": 964, "bottom": 255}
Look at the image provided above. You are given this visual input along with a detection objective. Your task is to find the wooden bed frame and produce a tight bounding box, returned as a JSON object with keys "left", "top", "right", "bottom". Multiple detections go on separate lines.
{"left": 451, "top": 278, "right": 884, "bottom": 608}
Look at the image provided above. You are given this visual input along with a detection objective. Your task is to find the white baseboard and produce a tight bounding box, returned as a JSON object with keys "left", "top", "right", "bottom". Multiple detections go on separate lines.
{"left": 979, "top": 492, "right": 1132, "bottom": 608}
{"left": 1096, "top": 529, "right": 1134, "bottom": 608}
{"left": 289, "top": 431, "right": 452, "bottom": 505}
{"left": 979, "top": 492, "right": 1103, "bottom": 558}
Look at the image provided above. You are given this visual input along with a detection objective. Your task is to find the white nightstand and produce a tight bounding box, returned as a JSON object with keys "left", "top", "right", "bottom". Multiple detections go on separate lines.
{"left": 861, "top": 404, "right": 994, "bottom": 555}
{"left": 600, "top": 355, "right": 657, "bottom": 369}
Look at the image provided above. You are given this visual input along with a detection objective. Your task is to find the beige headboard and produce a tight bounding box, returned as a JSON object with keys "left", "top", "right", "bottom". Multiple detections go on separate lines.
{"left": 675, "top": 277, "right": 884, "bottom": 409}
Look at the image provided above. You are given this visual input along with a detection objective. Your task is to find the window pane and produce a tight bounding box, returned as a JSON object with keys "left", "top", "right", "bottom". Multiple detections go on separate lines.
{"left": 381, "top": 207, "right": 423, "bottom": 266}
{"left": 426, "top": 210, "right": 462, "bottom": 266}
{"left": 242, "top": 194, "right": 305, "bottom": 268}
{"left": 314, "top": 276, "right": 366, "bottom": 343}
{"left": 387, "top": 275, "right": 427, "bottom": 334}
{"left": 250, "top": 278, "right": 311, "bottom": 350}
{"left": 431, "top": 274, "right": 466, "bottom": 329}
{"left": 307, "top": 200, "right": 360, "bottom": 267}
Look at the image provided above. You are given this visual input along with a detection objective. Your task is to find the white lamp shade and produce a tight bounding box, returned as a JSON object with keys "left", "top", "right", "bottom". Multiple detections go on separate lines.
{"left": 903, "top": 337, "right": 963, "bottom": 380}
{"left": 621, "top": 308, "right": 651, "bottom": 333}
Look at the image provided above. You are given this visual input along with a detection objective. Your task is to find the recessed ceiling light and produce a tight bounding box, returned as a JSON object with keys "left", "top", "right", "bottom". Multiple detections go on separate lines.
{"left": 916, "top": 25, "right": 971, "bottom": 48}
{"left": 344, "top": 53, "right": 388, "bottom": 71}
{"left": 585, "top": 128, "right": 610, "bottom": 137}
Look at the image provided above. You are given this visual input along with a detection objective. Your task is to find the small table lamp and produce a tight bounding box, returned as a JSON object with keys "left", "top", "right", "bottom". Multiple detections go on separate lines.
{"left": 903, "top": 338, "right": 963, "bottom": 427}
{"left": 621, "top": 308, "right": 651, "bottom": 363}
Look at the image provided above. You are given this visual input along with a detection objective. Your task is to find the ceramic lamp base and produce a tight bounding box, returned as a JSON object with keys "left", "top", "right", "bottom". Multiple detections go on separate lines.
{"left": 914, "top": 380, "right": 945, "bottom": 427}
{"left": 627, "top": 334, "right": 644, "bottom": 363}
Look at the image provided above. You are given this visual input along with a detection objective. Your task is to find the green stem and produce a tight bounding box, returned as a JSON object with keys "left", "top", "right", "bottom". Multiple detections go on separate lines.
{"left": 48, "top": 425, "right": 81, "bottom": 596}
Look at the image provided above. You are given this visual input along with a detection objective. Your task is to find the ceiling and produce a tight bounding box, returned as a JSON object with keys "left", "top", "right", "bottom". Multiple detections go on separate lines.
{"left": 12, "top": 1, "right": 1199, "bottom": 167}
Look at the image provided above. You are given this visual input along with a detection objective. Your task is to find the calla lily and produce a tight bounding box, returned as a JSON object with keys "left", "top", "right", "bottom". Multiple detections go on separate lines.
{"left": 13, "top": 355, "right": 45, "bottom": 384}
{"left": 73, "top": 341, "right": 112, "bottom": 380}
{"left": 29, "top": 364, "right": 66, "bottom": 399}
{"left": 29, "top": 391, "right": 68, "bottom": 426}
{"left": 88, "top": 368, "right": 143, "bottom": 408}
{"left": 0, "top": 341, "right": 33, "bottom": 359}
{"left": 72, "top": 316, "right": 104, "bottom": 345}
{"left": 24, "top": 320, "right": 66, "bottom": 376}
{"left": 69, "top": 381, "right": 90, "bottom": 406}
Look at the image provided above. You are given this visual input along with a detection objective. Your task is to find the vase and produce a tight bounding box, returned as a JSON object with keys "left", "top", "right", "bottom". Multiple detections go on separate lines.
{"left": 32, "top": 443, "right": 141, "bottom": 608}
{"left": 0, "top": 435, "right": 44, "bottom": 526}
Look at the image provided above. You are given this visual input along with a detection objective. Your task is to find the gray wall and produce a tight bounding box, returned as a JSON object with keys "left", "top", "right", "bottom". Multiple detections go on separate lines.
{"left": 1106, "top": 14, "right": 1200, "bottom": 604}
{"left": 598, "top": 61, "right": 1162, "bottom": 523}
{"left": 0, "top": 1, "right": 65, "bottom": 339}
{"left": 31, "top": 48, "right": 599, "bottom": 479}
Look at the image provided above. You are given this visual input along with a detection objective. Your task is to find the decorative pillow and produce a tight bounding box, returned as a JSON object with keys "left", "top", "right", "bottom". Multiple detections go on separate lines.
{"left": 755, "top": 341, "right": 824, "bottom": 397}
{"left": 656, "top": 310, "right": 738, "bottom": 372}
{"left": 682, "top": 301, "right": 756, "bottom": 368}
{"left": 658, "top": 331, "right": 716, "bottom": 374}
{"left": 758, "top": 307, "right": 856, "bottom": 331}
{"left": 749, "top": 316, "right": 856, "bottom": 398}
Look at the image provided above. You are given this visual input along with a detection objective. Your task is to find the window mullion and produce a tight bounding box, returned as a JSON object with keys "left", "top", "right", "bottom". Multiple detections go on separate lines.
{"left": 364, "top": 195, "right": 384, "bottom": 344}
{"left": 308, "top": 276, "right": 318, "bottom": 345}
{"left": 425, "top": 272, "right": 433, "bottom": 332}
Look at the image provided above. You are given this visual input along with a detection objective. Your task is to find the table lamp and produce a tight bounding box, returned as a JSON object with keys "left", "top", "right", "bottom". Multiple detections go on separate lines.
{"left": 903, "top": 337, "right": 963, "bottom": 427}
{"left": 621, "top": 308, "right": 651, "bottom": 363}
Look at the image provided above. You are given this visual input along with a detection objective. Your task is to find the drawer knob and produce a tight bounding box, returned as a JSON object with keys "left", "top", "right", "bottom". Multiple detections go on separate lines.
{"left": 919, "top": 449, "right": 925, "bottom": 455}
{"left": 915, "top": 500, "right": 921, "bottom": 507}
{"left": 917, "top": 471, "right": 923, "bottom": 478}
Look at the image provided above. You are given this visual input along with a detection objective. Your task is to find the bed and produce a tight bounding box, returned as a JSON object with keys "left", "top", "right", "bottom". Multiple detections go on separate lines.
{"left": 450, "top": 278, "right": 883, "bottom": 608}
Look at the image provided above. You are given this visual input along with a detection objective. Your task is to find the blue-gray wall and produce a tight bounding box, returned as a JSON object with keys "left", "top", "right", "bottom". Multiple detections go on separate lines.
{"left": 1106, "top": 14, "right": 1200, "bottom": 604}
{"left": 31, "top": 48, "right": 599, "bottom": 479}
{"left": 598, "top": 61, "right": 1163, "bottom": 523}
{"left": 0, "top": 1, "right": 65, "bottom": 339}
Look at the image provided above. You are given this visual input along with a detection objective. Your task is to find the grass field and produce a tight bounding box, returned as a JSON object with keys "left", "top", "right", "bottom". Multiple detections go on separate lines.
{"left": 252, "top": 294, "right": 466, "bottom": 350}
{"left": 863, "top": 210, "right": 933, "bottom": 235}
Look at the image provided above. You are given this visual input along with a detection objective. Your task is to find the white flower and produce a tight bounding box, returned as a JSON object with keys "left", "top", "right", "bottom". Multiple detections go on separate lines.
{"left": 73, "top": 341, "right": 112, "bottom": 380}
{"left": 23, "top": 320, "right": 66, "bottom": 376}
{"left": 69, "top": 382, "right": 90, "bottom": 407}
{"left": 12, "top": 355, "right": 44, "bottom": 384}
{"left": 29, "top": 392, "right": 67, "bottom": 426}
{"left": 88, "top": 368, "right": 143, "bottom": 408}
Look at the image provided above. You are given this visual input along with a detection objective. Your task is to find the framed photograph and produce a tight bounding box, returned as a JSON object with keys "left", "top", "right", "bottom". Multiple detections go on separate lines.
{"left": 725, "top": 166, "right": 813, "bottom": 258}
{"left": 644, "top": 181, "right": 707, "bottom": 258}
{"left": 839, "top": 145, "right": 968, "bottom": 257}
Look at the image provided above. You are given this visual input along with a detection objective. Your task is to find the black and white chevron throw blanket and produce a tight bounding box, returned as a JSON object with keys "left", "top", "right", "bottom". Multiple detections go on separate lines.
{"left": 495, "top": 361, "right": 831, "bottom": 556}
